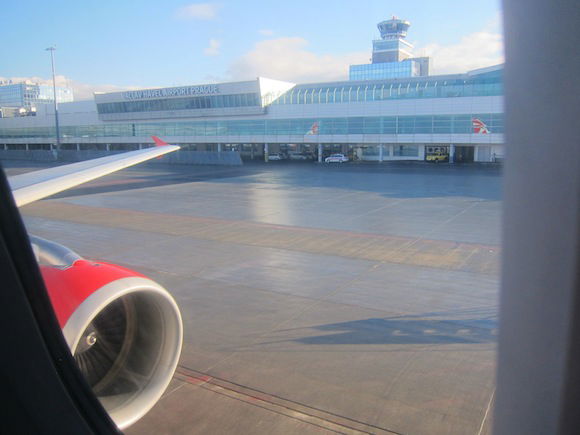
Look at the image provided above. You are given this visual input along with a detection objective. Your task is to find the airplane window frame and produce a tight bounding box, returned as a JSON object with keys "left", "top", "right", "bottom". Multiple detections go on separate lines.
{"left": 0, "top": 164, "right": 119, "bottom": 434}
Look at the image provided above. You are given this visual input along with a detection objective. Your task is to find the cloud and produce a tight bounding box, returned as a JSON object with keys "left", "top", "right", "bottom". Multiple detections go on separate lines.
{"left": 417, "top": 32, "right": 504, "bottom": 74}
{"left": 228, "top": 15, "right": 503, "bottom": 83}
{"left": 227, "top": 37, "right": 368, "bottom": 83}
{"left": 0, "top": 75, "right": 140, "bottom": 101}
{"left": 258, "top": 29, "right": 274, "bottom": 36}
{"left": 69, "top": 80, "right": 141, "bottom": 100}
{"left": 204, "top": 38, "right": 221, "bottom": 56}
{"left": 416, "top": 14, "right": 504, "bottom": 74}
{"left": 176, "top": 3, "right": 220, "bottom": 20}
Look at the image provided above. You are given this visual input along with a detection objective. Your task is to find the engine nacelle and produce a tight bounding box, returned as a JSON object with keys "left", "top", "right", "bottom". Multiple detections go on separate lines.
{"left": 32, "top": 236, "right": 183, "bottom": 430}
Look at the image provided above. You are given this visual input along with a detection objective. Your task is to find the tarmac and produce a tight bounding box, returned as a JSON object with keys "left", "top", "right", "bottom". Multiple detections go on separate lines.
{"left": 6, "top": 160, "right": 502, "bottom": 434}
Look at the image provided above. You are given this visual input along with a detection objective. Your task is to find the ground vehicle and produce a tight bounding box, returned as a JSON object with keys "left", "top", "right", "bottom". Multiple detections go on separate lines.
{"left": 426, "top": 146, "right": 449, "bottom": 162}
{"left": 268, "top": 153, "right": 285, "bottom": 160}
{"left": 426, "top": 152, "right": 448, "bottom": 162}
{"left": 288, "top": 152, "right": 310, "bottom": 160}
{"left": 325, "top": 153, "right": 349, "bottom": 163}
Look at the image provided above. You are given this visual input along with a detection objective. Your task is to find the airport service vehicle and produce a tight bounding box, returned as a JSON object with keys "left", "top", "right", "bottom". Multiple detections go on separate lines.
{"left": 5, "top": 136, "right": 183, "bottom": 430}
{"left": 425, "top": 146, "right": 449, "bottom": 162}
{"left": 325, "top": 153, "right": 349, "bottom": 163}
{"left": 268, "top": 153, "right": 285, "bottom": 160}
{"left": 426, "top": 152, "right": 448, "bottom": 162}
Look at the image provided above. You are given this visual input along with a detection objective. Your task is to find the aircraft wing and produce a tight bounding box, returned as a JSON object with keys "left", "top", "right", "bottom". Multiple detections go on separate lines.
{"left": 7, "top": 136, "right": 179, "bottom": 207}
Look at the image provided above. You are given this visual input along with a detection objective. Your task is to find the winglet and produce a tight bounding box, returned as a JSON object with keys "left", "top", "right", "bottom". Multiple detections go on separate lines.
{"left": 152, "top": 136, "right": 169, "bottom": 147}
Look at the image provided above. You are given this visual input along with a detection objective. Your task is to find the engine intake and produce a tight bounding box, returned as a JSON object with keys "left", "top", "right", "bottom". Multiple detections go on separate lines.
{"left": 33, "top": 236, "right": 183, "bottom": 429}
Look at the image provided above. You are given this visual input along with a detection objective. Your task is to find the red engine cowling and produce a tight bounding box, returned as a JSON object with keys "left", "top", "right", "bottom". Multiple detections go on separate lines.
{"left": 31, "top": 236, "right": 183, "bottom": 430}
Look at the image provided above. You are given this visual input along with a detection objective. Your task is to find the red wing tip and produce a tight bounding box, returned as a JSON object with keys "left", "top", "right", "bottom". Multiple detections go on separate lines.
{"left": 152, "top": 136, "right": 170, "bottom": 147}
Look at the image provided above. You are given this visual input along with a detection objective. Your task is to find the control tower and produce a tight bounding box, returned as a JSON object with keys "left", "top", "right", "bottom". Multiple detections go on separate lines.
{"left": 349, "top": 16, "right": 429, "bottom": 80}
{"left": 372, "top": 16, "right": 413, "bottom": 63}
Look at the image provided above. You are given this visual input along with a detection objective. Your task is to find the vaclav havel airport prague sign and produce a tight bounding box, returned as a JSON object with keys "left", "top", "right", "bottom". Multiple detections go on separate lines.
{"left": 122, "top": 84, "right": 219, "bottom": 100}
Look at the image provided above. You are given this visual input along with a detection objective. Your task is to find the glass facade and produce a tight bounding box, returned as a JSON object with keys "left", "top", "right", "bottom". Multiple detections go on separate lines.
{"left": 0, "top": 85, "right": 24, "bottom": 106}
{"left": 0, "top": 84, "right": 73, "bottom": 108}
{"left": 273, "top": 70, "right": 502, "bottom": 105}
{"left": 350, "top": 61, "right": 417, "bottom": 80}
{"left": 362, "top": 145, "right": 380, "bottom": 156}
{"left": 372, "top": 39, "right": 413, "bottom": 52}
{"left": 393, "top": 145, "right": 419, "bottom": 156}
{"left": 97, "top": 93, "right": 261, "bottom": 114}
{"left": 33, "top": 85, "right": 74, "bottom": 105}
{"left": 0, "top": 113, "right": 503, "bottom": 139}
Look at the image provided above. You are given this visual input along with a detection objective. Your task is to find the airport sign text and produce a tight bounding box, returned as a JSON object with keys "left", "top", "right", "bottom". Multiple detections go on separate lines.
{"left": 123, "top": 85, "right": 219, "bottom": 100}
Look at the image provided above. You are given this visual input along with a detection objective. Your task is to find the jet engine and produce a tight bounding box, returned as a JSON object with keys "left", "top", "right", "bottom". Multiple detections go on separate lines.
{"left": 31, "top": 235, "right": 183, "bottom": 430}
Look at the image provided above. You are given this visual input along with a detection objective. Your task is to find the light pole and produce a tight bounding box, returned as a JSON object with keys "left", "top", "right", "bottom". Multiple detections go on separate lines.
{"left": 45, "top": 46, "right": 60, "bottom": 155}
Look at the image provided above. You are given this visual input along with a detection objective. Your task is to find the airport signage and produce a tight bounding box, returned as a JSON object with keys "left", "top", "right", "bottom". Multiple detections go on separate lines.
{"left": 123, "top": 85, "right": 219, "bottom": 100}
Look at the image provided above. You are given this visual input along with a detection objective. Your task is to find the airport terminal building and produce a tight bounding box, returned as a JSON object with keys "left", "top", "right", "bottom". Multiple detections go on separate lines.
{"left": 0, "top": 18, "right": 504, "bottom": 164}
{"left": 0, "top": 66, "right": 504, "bottom": 163}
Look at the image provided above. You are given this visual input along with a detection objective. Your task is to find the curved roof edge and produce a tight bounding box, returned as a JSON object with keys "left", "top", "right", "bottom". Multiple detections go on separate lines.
{"left": 467, "top": 64, "right": 504, "bottom": 76}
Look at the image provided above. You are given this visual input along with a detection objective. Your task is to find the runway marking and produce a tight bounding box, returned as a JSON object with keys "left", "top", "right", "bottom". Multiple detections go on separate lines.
{"left": 22, "top": 200, "right": 500, "bottom": 274}
{"left": 175, "top": 366, "right": 404, "bottom": 435}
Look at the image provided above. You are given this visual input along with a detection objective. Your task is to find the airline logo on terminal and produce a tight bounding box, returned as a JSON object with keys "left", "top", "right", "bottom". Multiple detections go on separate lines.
{"left": 123, "top": 85, "right": 219, "bottom": 100}
{"left": 306, "top": 122, "right": 319, "bottom": 135}
{"left": 472, "top": 118, "right": 490, "bottom": 134}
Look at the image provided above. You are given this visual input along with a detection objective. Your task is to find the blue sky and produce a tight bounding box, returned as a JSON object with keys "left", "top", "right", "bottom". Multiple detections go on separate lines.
{"left": 0, "top": 0, "right": 503, "bottom": 98}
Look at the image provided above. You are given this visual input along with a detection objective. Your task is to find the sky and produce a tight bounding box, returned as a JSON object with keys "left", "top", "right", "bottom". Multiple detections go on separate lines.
{"left": 0, "top": 0, "right": 503, "bottom": 100}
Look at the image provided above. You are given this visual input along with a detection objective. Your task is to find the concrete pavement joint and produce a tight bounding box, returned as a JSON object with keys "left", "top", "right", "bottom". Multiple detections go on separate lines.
{"left": 176, "top": 366, "right": 404, "bottom": 435}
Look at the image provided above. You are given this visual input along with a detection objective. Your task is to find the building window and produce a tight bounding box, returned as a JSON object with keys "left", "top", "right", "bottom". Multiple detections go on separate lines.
{"left": 393, "top": 145, "right": 419, "bottom": 157}
{"left": 362, "top": 146, "right": 379, "bottom": 156}
{"left": 0, "top": 114, "right": 503, "bottom": 140}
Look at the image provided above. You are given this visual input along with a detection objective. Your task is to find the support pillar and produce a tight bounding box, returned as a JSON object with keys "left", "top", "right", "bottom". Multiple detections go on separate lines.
{"left": 106, "top": 143, "right": 110, "bottom": 152}
{"left": 76, "top": 143, "right": 80, "bottom": 151}
{"left": 449, "top": 144, "right": 455, "bottom": 164}
{"left": 318, "top": 144, "right": 323, "bottom": 163}
{"left": 379, "top": 144, "right": 384, "bottom": 162}
{"left": 217, "top": 143, "right": 222, "bottom": 153}
{"left": 264, "top": 143, "right": 269, "bottom": 162}
{"left": 418, "top": 145, "right": 426, "bottom": 160}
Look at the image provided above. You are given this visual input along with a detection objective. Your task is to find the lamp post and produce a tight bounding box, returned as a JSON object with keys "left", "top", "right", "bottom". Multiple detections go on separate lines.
{"left": 45, "top": 46, "right": 60, "bottom": 155}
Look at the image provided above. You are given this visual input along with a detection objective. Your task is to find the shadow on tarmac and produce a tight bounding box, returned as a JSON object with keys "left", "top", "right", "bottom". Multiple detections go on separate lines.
{"left": 292, "top": 316, "right": 497, "bottom": 345}
{"left": 257, "top": 308, "right": 498, "bottom": 347}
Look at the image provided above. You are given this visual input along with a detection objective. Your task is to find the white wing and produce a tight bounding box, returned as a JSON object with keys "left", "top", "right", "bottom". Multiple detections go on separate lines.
{"left": 8, "top": 142, "right": 179, "bottom": 207}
